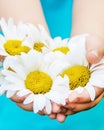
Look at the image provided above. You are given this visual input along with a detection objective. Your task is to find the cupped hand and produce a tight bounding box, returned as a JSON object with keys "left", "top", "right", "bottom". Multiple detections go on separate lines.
{"left": 49, "top": 87, "right": 104, "bottom": 123}
{"left": 49, "top": 34, "right": 104, "bottom": 122}
{"left": 9, "top": 34, "right": 104, "bottom": 123}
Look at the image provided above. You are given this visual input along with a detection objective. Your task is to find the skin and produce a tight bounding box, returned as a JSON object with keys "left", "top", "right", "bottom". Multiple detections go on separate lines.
{"left": 0, "top": 0, "right": 104, "bottom": 123}
{"left": 48, "top": 0, "right": 104, "bottom": 122}
{"left": 0, "top": 0, "right": 49, "bottom": 32}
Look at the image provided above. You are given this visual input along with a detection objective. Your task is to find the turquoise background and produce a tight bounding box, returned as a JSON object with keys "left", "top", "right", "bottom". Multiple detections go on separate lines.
{"left": 0, "top": 0, "right": 104, "bottom": 130}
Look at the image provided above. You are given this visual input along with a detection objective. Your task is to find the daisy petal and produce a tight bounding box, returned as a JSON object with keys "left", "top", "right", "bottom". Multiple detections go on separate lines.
{"left": 45, "top": 98, "right": 52, "bottom": 114}
{"left": 75, "top": 87, "right": 84, "bottom": 94}
{"left": 35, "top": 94, "right": 46, "bottom": 111}
{"left": 0, "top": 35, "right": 5, "bottom": 44}
{"left": 33, "top": 96, "right": 40, "bottom": 113}
{"left": 0, "top": 87, "right": 5, "bottom": 95}
{"left": 85, "top": 84, "right": 96, "bottom": 101}
{"left": 47, "top": 60, "right": 69, "bottom": 78}
{"left": 6, "top": 90, "right": 16, "bottom": 98}
{"left": 16, "top": 89, "right": 31, "bottom": 97}
{"left": 45, "top": 91, "right": 61, "bottom": 104}
{"left": 23, "top": 94, "right": 34, "bottom": 104}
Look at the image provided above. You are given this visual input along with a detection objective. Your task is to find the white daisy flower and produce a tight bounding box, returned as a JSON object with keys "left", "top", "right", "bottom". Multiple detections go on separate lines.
{"left": 23, "top": 24, "right": 70, "bottom": 54}
{"left": 60, "top": 34, "right": 104, "bottom": 101}
{"left": 44, "top": 37, "right": 70, "bottom": 54}
{"left": 0, "top": 18, "right": 31, "bottom": 56}
{"left": 22, "top": 24, "right": 52, "bottom": 52}
{"left": 1, "top": 50, "right": 70, "bottom": 114}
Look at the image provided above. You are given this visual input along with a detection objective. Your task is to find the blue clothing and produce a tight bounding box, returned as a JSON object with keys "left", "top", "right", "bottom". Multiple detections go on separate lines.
{"left": 0, "top": 1, "right": 104, "bottom": 130}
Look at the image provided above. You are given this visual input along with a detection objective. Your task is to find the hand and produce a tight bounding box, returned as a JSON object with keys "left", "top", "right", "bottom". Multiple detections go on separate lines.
{"left": 48, "top": 34, "right": 104, "bottom": 122}
{"left": 86, "top": 34, "right": 104, "bottom": 64}
{"left": 9, "top": 34, "right": 104, "bottom": 122}
{"left": 9, "top": 92, "right": 33, "bottom": 111}
{"left": 49, "top": 87, "right": 104, "bottom": 122}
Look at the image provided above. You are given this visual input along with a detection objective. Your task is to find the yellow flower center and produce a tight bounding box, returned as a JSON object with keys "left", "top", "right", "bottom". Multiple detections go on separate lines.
{"left": 33, "top": 42, "right": 45, "bottom": 52}
{"left": 4, "top": 40, "right": 30, "bottom": 55}
{"left": 61, "top": 65, "right": 91, "bottom": 90}
{"left": 25, "top": 71, "right": 53, "bottom": 94}
{"left": 53, "top": 47, "right": 70, "bottom": 54}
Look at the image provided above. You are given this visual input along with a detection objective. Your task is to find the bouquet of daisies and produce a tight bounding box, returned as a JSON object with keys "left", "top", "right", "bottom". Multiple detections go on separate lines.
{"left": 0, "top": 18, "right": 104, "bottom": 114}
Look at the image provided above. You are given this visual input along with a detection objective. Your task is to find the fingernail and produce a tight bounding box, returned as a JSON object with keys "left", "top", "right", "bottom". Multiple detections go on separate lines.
{"left": 87, "top": 51, "right": 99, "bottom": 63}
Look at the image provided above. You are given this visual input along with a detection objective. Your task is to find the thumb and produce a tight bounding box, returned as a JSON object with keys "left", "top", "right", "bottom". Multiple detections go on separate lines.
{"left": 86, "top": 35, "right": 104, "bottom": 64}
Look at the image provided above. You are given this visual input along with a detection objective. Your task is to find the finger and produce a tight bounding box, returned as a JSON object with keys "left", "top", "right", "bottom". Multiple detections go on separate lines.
{"left": 64, "top": 110, "right": 76, "bottom": 116}
{"left": 60, "top": 107, "right": 68, "bottom": 114}
{"left": 16, "top": 102, "right": 33, "bottom": 111}
{"left": 86, "top": 35, "right": 104, "bottom": 64}
{"left": 65, "top": 92, "right": 104, "bottom": 113}
{"left": 10, "top": 92, "right": 26, "bottom": 103}
{"left": 49, "top": 106, "right": 67, "bottom": 119}
{"left": 94, "top": 87, "right": 104, "bottom": 97}
{"left": 65, "top": 109, "right": 77, "bottom": 116}
{"left": 10, "top": 91, "right": 32, "bottom": 103}
{"left": 38, "top": 102, "right": 59, "bottom": 116}
{"left": 51, "top": 103, "right": 61, "bottom": 113}
{"left": 49, "top": 113, "right": 57, "bottom": 119}
{"left": 0, "top": 55, "right": 4, "bottom": 60}
{"left": 38, "top": 103, "right": 59, "bottom": 116}
{"left": 68, "top": 88, "right": 90, "bottom": 103}
{"left": 38, "top": 110, "right": 46, "bottom": 116}
{"left": 68, "top": 87, "right": 104, "bottom": 103}
{"left": 38, "top": 108, "right": 49, "bottom": 115}
{"left": 56, "top": 113, "right": 67, "bottom": 123}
